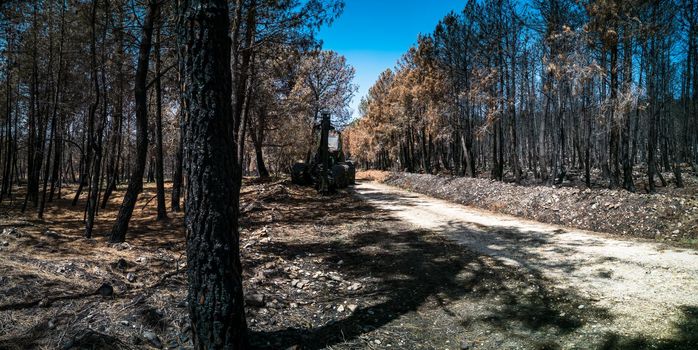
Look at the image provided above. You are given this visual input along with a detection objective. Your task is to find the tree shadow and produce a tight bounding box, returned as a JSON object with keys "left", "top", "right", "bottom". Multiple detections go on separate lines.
{"left": 353, "top": 185, "right": 433, "bottom": 207}
{"left": 246, "top": 182, "right": 697, "bottom": 349}
{"left": 247, "top": 224, "right": 613, "bottom": 349}
{"left": 0, "top": 319, "right": 131, "bottom": 350}
{"left": 243, "top": 192, "right": 398, "bottom": 228}
{"left": 599, "top": 306, "right": 698, "bottom": 350}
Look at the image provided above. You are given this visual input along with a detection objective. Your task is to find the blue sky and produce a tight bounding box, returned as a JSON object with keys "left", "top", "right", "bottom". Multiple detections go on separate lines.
{"left": 317, "top": 0, "right": 466, "bottom": 119}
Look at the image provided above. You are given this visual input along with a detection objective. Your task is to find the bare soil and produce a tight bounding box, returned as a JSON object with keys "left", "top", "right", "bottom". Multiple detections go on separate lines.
{"left": 1, "top": 179, "right": 696, "bottom": 349}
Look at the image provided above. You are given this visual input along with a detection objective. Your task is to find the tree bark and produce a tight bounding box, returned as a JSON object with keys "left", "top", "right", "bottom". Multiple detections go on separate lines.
{"left": 85, "top": 0, "right": 106, "bottom": 238}
{"left": 154, "top": 17, "right": 167, "bottom": 220}
{"left": 38, "top": 1, "right": 65, "bottom": 218}
{"left": 621, "top": 29, "right": 635, "bottom": 192}
{"left": 1, "top": 30, "right": 14, "bottom": 203}
{"left": 109, "top": 0, "right": 156, "bottom": 243}
{"left": 609, "top": 33, "right": 622, "bottom": 189}
{"left": 250, "top": 108, "right": 269, "bottom": 179}
{"left": 179, "top": 0, "right": 249, "bottom": 347}
{"left": 102, "top": 6, "right": 126, "bottom": 209}
{"left": 171, "top": 118, "right": 184, "bottom": 212}
{"left": 647, "top": 12, "right": 659, "bottom": 194}
{"left": 24, "top": 2, "right": 43, "bottom": 212}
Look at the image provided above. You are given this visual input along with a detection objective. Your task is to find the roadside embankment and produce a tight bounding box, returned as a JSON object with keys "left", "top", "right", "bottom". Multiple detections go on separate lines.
{"left": 358, "top": 170, "right": 698, "bottom": 243}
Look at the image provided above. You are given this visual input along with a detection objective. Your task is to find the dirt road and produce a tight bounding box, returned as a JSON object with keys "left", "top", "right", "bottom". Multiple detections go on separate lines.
{"left": 354, "top": 181, "right": 698, "bottom": 348}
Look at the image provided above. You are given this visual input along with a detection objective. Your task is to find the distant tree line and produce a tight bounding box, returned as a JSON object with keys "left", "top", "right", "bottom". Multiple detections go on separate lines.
{"left": 346, "top": 0, "right": 698, "bottom": 192}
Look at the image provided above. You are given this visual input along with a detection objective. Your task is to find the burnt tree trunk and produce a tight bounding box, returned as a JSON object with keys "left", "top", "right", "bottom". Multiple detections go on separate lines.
{"left": 24, "top": 3, "right": 43, "bottom": 211}
{"left": 84, "top": 0, "right": 103, "bottom": 237}
{"left": 648, "top": 17, "right": 658, "bottom": 194}
{"left": 250, "top": 108, "right": 269, "bottom": 179}
{"left": 38, "top": 1, "right": 65, "bottom": 218}
{"left": 621, "top": 29, "right": 635, "bottom": 192}
{"left": 1, "top": 30, "right": 14, "bottom": 203}
{"left": 179, "top": 0, "right": 249, "bottom": 348}
{"left": 109, "top": 0, "right": 156, "bottom": 243}
{"left": 171, "top": 116, "right": 184, "bottom": 212}
{"left": 609, "top": 33, "right": 622, "bottom": 189}
{"left": 154, "top": 18, "right": 167, "bottom": 220}
{"left": 101, "top": 6, "right": 126, "bottom": 209}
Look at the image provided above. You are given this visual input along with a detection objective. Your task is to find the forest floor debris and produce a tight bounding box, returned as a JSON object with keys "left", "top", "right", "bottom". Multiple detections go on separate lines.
{"left": 1, "top": 179, "right": 697, "bottom": 349}
{"left": 358, "top": 170, "right": 698, "bottom": 244}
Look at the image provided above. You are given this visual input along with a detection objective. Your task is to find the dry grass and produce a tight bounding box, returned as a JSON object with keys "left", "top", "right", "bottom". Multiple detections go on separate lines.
{"left": 355, "top": 170, "right": 391, "bottom": 182}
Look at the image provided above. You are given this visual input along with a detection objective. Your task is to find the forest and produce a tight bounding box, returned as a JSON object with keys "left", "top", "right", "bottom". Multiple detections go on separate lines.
{"left": 346, "top": 0, "right": 698, "bottom": 192}
{"left": 0, "top": 0, "right": 358, "bottom": 348}
{"left": 0, "top": 0, "right": 355, "bottom": 231}
{"left": 1, "top": 0, "right": 698, "bottom": 349}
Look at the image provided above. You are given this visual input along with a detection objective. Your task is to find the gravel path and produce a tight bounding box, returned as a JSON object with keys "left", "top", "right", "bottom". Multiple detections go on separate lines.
{"left": 354, "top": 181, "right": 698, "bottom": 340}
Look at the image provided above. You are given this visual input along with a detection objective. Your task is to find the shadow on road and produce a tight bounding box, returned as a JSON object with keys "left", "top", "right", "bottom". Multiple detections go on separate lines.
{"left": 248, "top": 184, "right": 697, "bottom": 349}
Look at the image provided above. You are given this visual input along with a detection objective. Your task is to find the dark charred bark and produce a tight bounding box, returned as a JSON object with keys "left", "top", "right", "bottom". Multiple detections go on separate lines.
{"left": 48, "top": 115, "right": 63, "bottom": 202}
{"left": 102, "top": 6, "right": 126, "bottom": 210}
{"left": 621, "top": 30, "right": 635, "bottom": 192}
{"left": 171, "top": 136, "right": 183, "bottom": 212}
{"left": 179, "top": 0, "right": 249, "bottom": 347}
{"left": 171, "top": 101, "right": 184, "bottom": 212}
{"left": 147, "top": 160, "right": 155, "bottom": 183}
{"left": 39, "top": 0, "right": 66, "bottom": 217}
{"left": 24, "top": 2, "right": 42, "bottom": 212}
{"left": 154, "top": 18, "right": 167, "bottom": 220}
{"left": 648, "top": 25, "right": 658, "bottom": 194}
{"left": 1, "top": 30, "right": 14, "bottom": 203}
{"left": 84, "top": 0, "right": 105, "bottom": 238}
{"left": 109, "top": 0, "right": 156, "bottom": 243}
{"left": 250, "top": 108, "right": 269, "bottom": 179}
{"left": 609, "top": 35, "right": 622, "bottom": 189}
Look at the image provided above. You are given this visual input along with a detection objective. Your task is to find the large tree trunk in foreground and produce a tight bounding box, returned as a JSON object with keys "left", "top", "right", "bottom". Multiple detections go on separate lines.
{"left": 179, "top": 0, "right": 248, "bottom": 347}
{"left": 109, "top": 0, "right": 156, "bottom": 243}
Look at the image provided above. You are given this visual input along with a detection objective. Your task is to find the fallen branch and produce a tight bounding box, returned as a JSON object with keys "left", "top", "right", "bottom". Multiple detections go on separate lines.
{"left": 140, "top": 195, "right": 157, "bottom": 211}
{"left": 0, "top": 290, "right": 100, "bottom": 311}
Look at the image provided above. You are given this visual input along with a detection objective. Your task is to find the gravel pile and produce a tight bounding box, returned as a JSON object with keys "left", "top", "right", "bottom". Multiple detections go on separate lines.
{"left": 380, "top": 172, "right": 698, "bottom": 241}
